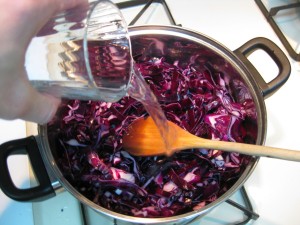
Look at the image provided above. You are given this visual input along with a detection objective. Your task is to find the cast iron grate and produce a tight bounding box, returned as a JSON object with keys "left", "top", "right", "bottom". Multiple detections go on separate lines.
{"left": 255, "top": 0, "right": 300, "bottom": 61}
{"left": 116, "top": 0, "right": 181, "bottom": 26}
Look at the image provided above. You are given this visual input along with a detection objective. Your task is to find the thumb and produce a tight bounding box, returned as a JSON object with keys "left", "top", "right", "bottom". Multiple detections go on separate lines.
{"left": 22, "top": 89, "right": 61, "bottom": 124}
{"left": 0, "top": 80, "right": 61, "bottom": 124}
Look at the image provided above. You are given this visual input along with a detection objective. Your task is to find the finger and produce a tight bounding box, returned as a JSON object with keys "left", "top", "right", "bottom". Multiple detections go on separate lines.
{"left": 37, "top": 0, "right": 89, "bottom": 36}
{"left": 0, "top": 79, "right": 61, "bottom": 124}
{"left": 21, "top": 89, "right": 61, "bottom": 124}
{"left": 56, "top": 0, "right": 89, "bottom": 12}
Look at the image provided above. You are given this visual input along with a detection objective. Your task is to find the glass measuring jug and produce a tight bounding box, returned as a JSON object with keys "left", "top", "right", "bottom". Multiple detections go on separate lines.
{"left": 25, "top": 0, "right": 132, "bottom": 102}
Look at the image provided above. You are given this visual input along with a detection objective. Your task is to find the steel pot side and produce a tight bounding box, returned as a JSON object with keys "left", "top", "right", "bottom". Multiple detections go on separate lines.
{"left": 0, "top": 25, "right": 291, "bottom": 224}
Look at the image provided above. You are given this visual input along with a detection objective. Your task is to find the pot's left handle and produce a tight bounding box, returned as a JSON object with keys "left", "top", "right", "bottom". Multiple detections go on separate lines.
{"left": 234, "top": 37, "right": 291, "bottom": 99}
{"left": 0, "top": 136, "right": 55, "bottom": 201}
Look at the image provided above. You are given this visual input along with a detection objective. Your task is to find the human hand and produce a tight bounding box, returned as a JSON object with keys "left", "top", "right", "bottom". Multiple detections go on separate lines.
{"left": 0, "top": 0, "right": 88, "bottom": 124}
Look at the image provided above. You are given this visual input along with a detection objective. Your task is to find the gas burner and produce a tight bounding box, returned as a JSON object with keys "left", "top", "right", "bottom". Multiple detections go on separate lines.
{"left": 255, "top": 0, "right": 300, "bottom": 61}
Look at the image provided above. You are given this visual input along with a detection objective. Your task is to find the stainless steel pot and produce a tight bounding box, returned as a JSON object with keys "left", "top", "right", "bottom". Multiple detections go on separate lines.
{"left": 0, "top": 25, "right": 291, "bottom": 224}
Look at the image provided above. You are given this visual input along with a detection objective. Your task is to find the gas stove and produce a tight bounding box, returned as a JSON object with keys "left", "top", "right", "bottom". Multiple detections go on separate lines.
{"left": 1, "top": 1, "right": 300, "bottom": 225}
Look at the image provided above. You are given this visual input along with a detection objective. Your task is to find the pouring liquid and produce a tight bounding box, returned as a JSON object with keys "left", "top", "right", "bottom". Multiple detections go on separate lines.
{"left": 127, "top": 64, "right": 175, "bottom": 154}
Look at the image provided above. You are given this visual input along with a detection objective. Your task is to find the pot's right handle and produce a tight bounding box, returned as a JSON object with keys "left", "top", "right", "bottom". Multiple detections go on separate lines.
{"left": 0, "top": 136, "right": 55, "bottom": 201}
{"left": 234, "top": 37, "right": 291, "bottom": 99}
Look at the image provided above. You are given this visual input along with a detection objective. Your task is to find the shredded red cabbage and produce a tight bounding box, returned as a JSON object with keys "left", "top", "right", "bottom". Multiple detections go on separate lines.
{"left": 48, "top": 56, "right": 257, "bottom": 218}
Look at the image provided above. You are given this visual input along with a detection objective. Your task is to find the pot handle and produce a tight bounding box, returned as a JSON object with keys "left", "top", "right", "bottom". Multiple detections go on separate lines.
{"left": 234, "top": 37, "right": 291, "bottom": 99}
{"left": 0, "top": 136, "right": 55, "bottom": 201}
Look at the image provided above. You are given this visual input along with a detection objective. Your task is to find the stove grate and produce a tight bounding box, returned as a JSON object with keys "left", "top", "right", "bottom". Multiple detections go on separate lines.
{"left": 116, "top": 0, "right": 181, "bottom": 26}
{"left": 255, "top": 0, "right": 300, "bottom": 61}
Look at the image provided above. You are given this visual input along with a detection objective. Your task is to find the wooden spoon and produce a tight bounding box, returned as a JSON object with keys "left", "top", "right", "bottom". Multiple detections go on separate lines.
{"left": 123, "top": 117, "right": 300, "bottom": 162}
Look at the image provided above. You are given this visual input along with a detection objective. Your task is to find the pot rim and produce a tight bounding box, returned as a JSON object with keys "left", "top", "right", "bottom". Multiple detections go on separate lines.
{"left": 38, "top": 24, "right": 266, "bottom": 224}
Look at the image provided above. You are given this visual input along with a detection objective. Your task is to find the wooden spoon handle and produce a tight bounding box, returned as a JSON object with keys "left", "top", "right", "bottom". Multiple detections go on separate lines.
{"left": 176, "top": 134, "right": 300, "bottom": 162}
